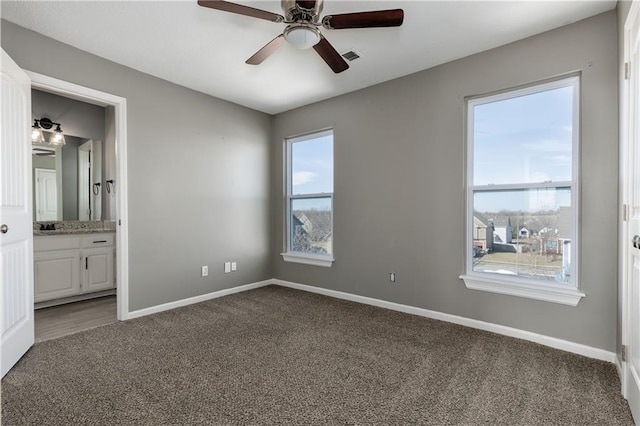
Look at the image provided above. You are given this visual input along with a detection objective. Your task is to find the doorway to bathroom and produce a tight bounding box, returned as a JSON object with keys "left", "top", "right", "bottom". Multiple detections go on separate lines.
{"left": 28, "top": 71, "right": 129, "bottom": 337}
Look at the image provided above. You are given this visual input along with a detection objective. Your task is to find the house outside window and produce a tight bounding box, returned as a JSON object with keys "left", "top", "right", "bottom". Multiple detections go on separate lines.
{"left": 282, "top": 129, "right": 334, "bottom": 267}
{"left": 460, "top": 76, "right": 584, "bottom": 305}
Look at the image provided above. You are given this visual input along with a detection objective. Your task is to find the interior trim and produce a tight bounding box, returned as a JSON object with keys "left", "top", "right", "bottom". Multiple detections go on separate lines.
{"left": 281, "top": 252, "right": 334, "bottom": 267}
{"left": 459, "top": 274, "right": 585, "bottom": 306}
{"left": 127, "top": 280, "right": 273, "bottom": 319}
{"left": 125, "top": 277, "right": 615, "bottom": 364}
{"left": 25, "top": 70, "right": 130, "bottom": 321}
{"left": 273, "top": 278, "right": 614, "bottom": 364}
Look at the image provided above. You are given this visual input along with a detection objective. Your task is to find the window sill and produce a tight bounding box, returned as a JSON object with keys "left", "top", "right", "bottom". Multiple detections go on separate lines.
{"left": 281, "top": 253, "right": 334, "bottom": 268}
{"left": 459, "top": 274, "right": 585, "bottom": 306}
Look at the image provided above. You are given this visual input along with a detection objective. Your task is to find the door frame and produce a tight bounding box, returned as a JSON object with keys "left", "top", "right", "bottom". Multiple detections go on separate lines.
{"left": 27, "top": 71, "right": 130, "bottom": 321}
{"left": 621, "top": 0, "right": 640, "bottom": 404}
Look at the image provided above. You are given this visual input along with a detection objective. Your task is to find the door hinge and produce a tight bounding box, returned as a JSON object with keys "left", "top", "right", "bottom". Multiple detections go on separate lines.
{"left": 624, "top": 204, "right": 629, "bottom": 221}
{"left": 625, "top": 62, "right": 630, "bottom": 80}
{"left": 118, "top": 219, "right": 121, "bottom": 226}
{"left": 622, "top": 345, "right": 628, "bottom": 362}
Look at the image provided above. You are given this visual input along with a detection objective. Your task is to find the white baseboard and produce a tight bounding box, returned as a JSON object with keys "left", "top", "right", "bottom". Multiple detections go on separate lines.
{"left": 272, "top": 279, "right": 617, "bottom": 364}
{"left": 126, "top": 280, "right": 272, "bottom": 320}
{"left": 615, "top": 355, "right": 623, "bottom": 381}
{"left": 123, "top": 277, "right": 616, "bottom": 364}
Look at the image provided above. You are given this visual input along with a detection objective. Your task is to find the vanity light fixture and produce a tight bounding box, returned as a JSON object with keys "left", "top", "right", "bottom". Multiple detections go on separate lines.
{"left": 31, "top": 120, "right": 44, "bottom": 144}
{"left": 32, "top": 117, "right": 66, "bottom": 147}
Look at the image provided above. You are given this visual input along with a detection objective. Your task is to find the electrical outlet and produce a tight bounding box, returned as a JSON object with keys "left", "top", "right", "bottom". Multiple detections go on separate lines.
{"left": 231, "top": 262, "right": 237, "bottom": 272}
{"left": 201, "top": 266, "right": 208, "bottom": 277}
{"left": 390, "top": 272, "right": 396, "bottom": 283}
{"left": 224, "top": 262, "right": 231, "bottom": 273}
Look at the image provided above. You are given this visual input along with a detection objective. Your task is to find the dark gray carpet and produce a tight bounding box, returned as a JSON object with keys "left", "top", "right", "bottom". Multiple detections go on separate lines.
{"left": 1, "top": 285, "right": 633, "bottom": 425}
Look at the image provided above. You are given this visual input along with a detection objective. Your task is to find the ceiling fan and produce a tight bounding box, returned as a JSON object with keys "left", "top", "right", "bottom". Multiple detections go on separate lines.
{"left": 198, "top": 0, "right": 404, "bottom": 73}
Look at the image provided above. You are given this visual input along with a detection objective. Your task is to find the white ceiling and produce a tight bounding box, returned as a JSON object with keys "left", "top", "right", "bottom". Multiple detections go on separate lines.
{"left": 2, "top": 1, "right": 616, "bottom": 115}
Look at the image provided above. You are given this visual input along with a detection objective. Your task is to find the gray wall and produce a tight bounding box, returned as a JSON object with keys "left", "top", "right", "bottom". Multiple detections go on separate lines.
{"left": 32, "top": 155, "right": 55, "bottom": 170}
{"left": 272, "top": 12, "right": 619, "bottom": 351}
{"left": 32, "top": 89, "right": 107, "bottom": 220}
{"left": 617, "top": 0, "right": 632, "bottom": 362}
{"left": 3, "top": 10, "right": 622, "bottom": 350}
{"left": 32, "top": 89, "right": 105, "bottom": 140}
{"left": 2, "top": 20, "right": 273, "bottom": 311}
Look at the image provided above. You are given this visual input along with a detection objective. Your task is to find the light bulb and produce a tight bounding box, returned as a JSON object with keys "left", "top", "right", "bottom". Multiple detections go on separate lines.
{"left": 49, "top": 131, "right": 65, "bottom": 147}
{"left": 31, "top": 124, "right": 44, "bottom": 144}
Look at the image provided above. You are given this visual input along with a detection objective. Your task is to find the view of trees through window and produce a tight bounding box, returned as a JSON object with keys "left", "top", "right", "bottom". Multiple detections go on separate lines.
{"left": 290, "top": 198, "right": 332, "bottom": 255}
{"left": 472, "top": 206, "right": 571, "bottom": 282}
{"left": 468, "top": 77, "right": 578, "bottom": 285}
{"left": 287, "top": 130, "right": 333, "bottom": 257}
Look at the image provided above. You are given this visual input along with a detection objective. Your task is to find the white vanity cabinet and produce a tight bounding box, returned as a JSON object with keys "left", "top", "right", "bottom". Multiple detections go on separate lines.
{"left": 82, "top": 234, "right": 114, "bottom": 293}
{"left": 34, "top": 233, "right": 115, "bottom": 303}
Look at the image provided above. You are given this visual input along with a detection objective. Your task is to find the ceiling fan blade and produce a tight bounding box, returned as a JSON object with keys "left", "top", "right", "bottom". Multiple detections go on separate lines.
{"left": 198, "top": 0, "right": 284, "bottom": 22}
{"left": 246, "top": 34, "right": 286, "bottom": 65}
{"left": 323, "top": 9, "right": 404, "bottom": 29}
{"left": 313, "top": 36, "right": 349, "bottom": 74}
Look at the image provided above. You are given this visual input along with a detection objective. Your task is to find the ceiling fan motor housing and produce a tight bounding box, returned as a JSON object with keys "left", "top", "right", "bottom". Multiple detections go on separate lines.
{"left": 282, "top": 0, "right": 323, "bottom": 23}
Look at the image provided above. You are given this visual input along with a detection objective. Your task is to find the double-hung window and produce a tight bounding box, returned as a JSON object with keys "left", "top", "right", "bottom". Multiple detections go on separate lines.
{"left": 461, "top": 76, "right": 584, "bottom": 305}
{"left": 282, "top": 129, "right": 334, "bottom": 267}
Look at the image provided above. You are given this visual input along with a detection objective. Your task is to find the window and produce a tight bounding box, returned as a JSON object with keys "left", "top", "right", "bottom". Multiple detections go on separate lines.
{"left": 282, "top": 129, "right": 334, "bottom": 267}
{"left": 460, "top": 76, "right": 584, "bottom": 305}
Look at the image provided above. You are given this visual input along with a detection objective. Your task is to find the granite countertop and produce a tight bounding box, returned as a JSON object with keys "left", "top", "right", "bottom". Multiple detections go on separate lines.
{"left": 33, "top": 228, "right": 116, "bottom": 237}
{"left": 33, "top": 220, "right": 116, "bottom": 237}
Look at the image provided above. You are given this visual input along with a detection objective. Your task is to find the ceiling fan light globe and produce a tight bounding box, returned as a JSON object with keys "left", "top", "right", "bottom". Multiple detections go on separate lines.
{"left": 284, "top": 25, "right": 320, "bottom": 50}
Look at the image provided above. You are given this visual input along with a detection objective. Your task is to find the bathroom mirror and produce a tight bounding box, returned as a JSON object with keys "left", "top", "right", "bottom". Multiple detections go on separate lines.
{"left": 32, "top": 137, "right": 103, "bottom": 221}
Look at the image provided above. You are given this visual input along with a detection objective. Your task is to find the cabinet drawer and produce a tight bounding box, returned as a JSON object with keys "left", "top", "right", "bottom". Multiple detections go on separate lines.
{"left": 34, "top": 235, "right": 81, "bottom": 252}
{"left": 82, "top": 233, "right": 114, "bottom": 248}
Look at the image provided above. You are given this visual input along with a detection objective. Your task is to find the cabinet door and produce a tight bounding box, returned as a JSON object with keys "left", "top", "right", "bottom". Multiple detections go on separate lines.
{"left": 34, "top": 250, "right": 81, "bottom": 302}
{"left": 82, "top": 247, "right": 114, "bottom": 293}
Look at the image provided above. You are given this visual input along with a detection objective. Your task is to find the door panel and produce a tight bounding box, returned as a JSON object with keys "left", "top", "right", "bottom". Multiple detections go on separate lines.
{"left": 1, "top": 49, "right": 34, "bottom": 377}
{"left": 35, "top": 168, "right": 58, "bottom": 221}
{"left": 83, "top": 248, "right": 114, "bottom": 292}
{"left": 624, "top": 2, "right": 640, "bottom": 421}
{"left": 34, "top": 251, "right": 81, "bottom": 302}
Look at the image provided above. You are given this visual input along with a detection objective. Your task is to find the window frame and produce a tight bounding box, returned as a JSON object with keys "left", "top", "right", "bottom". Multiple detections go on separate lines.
{"left": 281, "top": 128, "right": 335, "bottom": 267}
{"left": 460, "top": 75, "right": 585, "bottom": 306}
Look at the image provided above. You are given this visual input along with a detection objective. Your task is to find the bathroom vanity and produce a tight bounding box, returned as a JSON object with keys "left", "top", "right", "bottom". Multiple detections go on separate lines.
{"left": 33, "top": 223, "right": 116, "bottom": 305}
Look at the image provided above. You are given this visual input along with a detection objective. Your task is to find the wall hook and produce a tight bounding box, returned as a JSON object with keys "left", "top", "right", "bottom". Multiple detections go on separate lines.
{"left": 105, "top": 179, "right": 115, "bottom": 194}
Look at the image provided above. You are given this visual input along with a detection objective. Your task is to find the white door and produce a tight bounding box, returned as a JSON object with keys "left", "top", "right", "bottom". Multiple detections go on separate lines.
{"left": 623, "top": 1, "right": 640, "bottom": 422}
{"left": 0, "top": 49, "right": 34, "bottom": 377}
{"left": 35, "top": 168, "right": 58, "bottom": 221}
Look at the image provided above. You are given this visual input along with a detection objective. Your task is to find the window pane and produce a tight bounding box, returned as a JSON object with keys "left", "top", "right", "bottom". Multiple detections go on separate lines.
{"left": 473, "top": 85, "right": 574, "bottom": 186}
{"left": 472, "top": 187, "right": 572, "bottom": 283}
{"left": 291, "top": 133, "right": 333, "bottom": 195}
{"left": 290, "top": 197, "right": 332, "bottom": 255}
